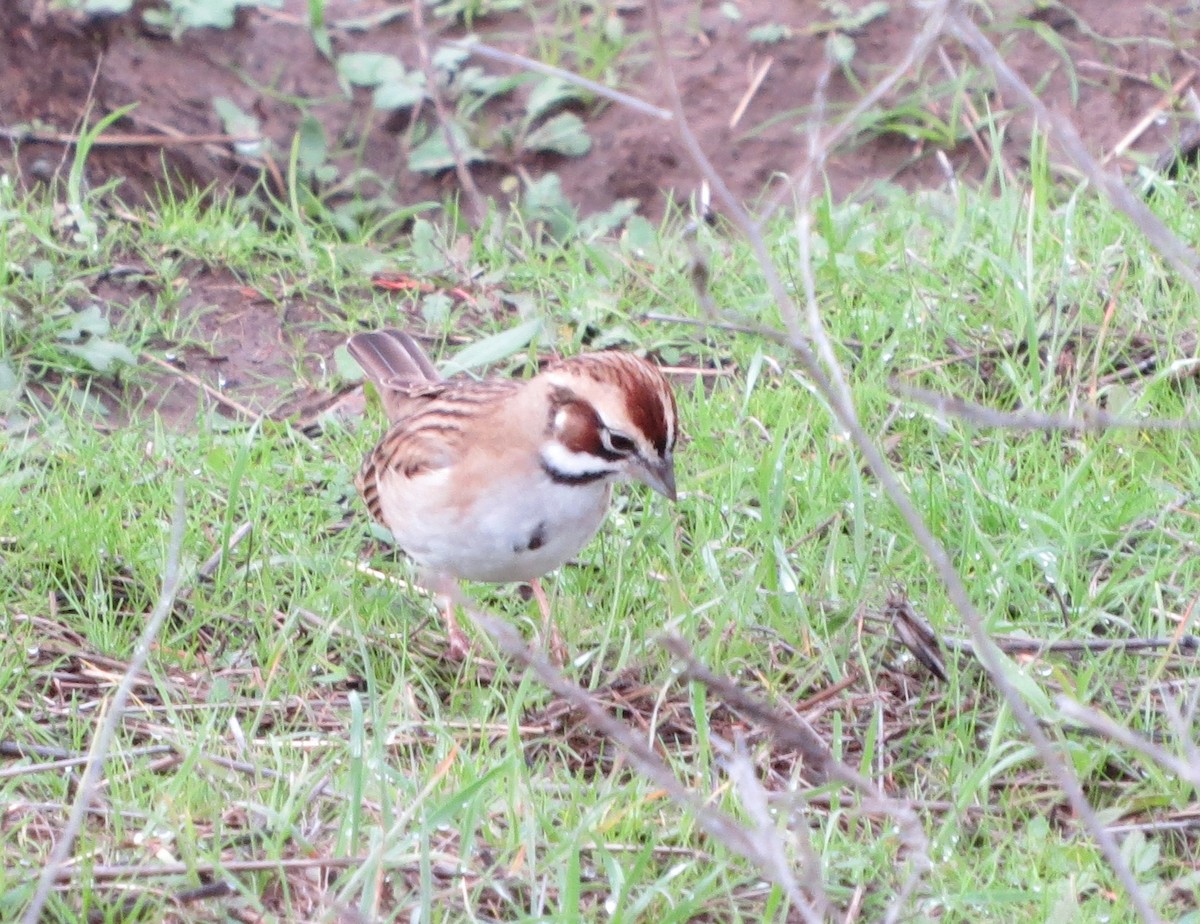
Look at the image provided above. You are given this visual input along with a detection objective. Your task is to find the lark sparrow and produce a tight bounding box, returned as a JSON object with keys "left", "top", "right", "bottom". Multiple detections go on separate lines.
{"left": 349, "top": 328, "right": 679, "bottom": 658}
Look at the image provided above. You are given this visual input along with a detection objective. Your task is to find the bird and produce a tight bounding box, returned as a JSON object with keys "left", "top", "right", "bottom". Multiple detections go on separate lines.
{"left": 348, "top": 328, "right": 679, "bottom": 659}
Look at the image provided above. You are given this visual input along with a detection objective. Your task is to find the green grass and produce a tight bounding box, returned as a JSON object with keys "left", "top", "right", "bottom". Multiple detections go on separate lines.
{"left": 2, "top": 152, "right": 1200, "bottom": 922}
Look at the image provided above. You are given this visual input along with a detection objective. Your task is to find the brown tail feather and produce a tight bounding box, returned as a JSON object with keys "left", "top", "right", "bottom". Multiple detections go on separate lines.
{"left": 347, "top": 329, "right": 441, "bottom": 385}
{"left": 348, "top": 329, "right": 442, "bottom": 422}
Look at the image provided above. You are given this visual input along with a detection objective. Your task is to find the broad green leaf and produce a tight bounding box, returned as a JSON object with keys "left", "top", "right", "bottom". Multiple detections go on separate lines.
{"left": 338, "top": 52, "right": 406, "bottom": 88}
{"left": 296, "top": 115, "right": 327, "bottom": 174}
{"left": 373, "top": 75, "right": 425, "bottom": 111}
{"left": 420, "top": 292, "right": 453, "bottom": 326}
{"left": 439, "top": 318, "right": 543, "bottom": 376}
{"left": 838, "top": 1, "right": 889, "bottom": 30}
{"left": 407, "top": 122, "right": 486, "bottom": 173}
{"left": 84, "top": 0, "right": 134, "bottom": 12}
{"left": 332, "top": 344, "right": 363, "bottom": 381}
{"left": 826, "top": 32, "right": 857, "bottom": 65}
{"left": 212, "top": 97, "right": 263, "bottom": 156}
{"left": 523, "top": 112, "right": 591, "bottom": 157}
{"left": 60, "top": 338, "right": 137, "bottom": 374}
{"left": 410, "top": 218, "right": 448, "bottom": 274}
{"left": 526, "top": 77, "right": 588, "bottom": 122}
{"left": 432, "top": 45, "right": 471, "bottom": 75}
{"left": 578, "top": 198, "right": 638, "bottom": 239}
{"left": 58, "top": 304, "right": 110, "bottom": 339}
{"left": 749, "top": 23, "right": 793, "bottom": 44}
{"left": 0, "top": 359, "right": 20, "bottom": 410}
{"left": 520, "top": 172, "right": 577, "bottom": 240}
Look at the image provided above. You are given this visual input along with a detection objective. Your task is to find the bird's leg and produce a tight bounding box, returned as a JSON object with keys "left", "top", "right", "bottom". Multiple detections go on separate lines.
{"left": 431, "top": 576, "right": 471, "bottom": 660}
{"left": 442, "top": 597, "right": 472, "bottom": 661}
{"left": 530, "top": 579, "right": 567, "bottom": 664}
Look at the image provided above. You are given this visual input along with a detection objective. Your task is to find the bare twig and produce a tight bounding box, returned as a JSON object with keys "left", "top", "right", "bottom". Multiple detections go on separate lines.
{"left": 411, "top": 0, "right": 487, "bottom": 227}
{"left": 894, "top": 382, "right": 1200, "bottom": 432}
{"left": 945, "top": 634, "right": 1200, "bottom": 656}
{"left": 444, "top": 38, "right": 673, "bottom": 122}
{"left": 39, "top": 855, "right": 365, "bottom": 883}
{"left": 949, "top": 12, "right": 1200, "bottom": 297}
{"left": 0, "top": 745, "right": 174, "bottom": 781}
{"left": 465, "top": 603, "right": 818, "bottom": 917}
{"left": 661, "top": 636, "right": 931, "bottom": 924}
{"left": 643, "top": 0, "right": 1159, "bottom": 918}
{"left": 21, "top": 485, "right": 189, "bottom": 924}
{"left": 1056, "top": 696, "right": 1200, "bottom": 790}
{"left": 0, "top": 126, "right": 262, "bottom": 147}
{"left": 197, "top": 520, "right": 253, "bottom": 581}
{"left": 1103, "top": 69, "right": 1197, "bottom": 165}
{"left": 141, "top": 351, "right": 263, "bottom": 422}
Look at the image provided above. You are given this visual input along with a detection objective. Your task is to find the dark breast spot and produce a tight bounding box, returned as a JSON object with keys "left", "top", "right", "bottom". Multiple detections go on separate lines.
{"left": 515, "top": 521, "right": 547, "bottom": 553}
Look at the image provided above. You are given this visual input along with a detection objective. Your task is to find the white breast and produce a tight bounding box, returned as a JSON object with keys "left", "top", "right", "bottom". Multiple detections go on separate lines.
{"left": 375, "top": 468, "right": 614, "bottom": 584}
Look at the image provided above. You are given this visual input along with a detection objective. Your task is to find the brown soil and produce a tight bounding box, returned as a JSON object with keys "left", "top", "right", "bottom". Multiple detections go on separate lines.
{"left": 2, "top": 1, "right": 1197, "bottom": 424}
{"left": 3, "top": 2, "right": 1195, "bottom": 218}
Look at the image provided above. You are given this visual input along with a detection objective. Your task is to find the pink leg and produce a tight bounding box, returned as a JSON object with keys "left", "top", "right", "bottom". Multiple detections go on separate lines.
{"left": 431, "top": 576, "right": 471, "bottom": 660}
{"left": 442, "top": 597, "right": 471, "bottom": 661}
{"left": 530, "top": 579, "right": 567, "bottom": 664}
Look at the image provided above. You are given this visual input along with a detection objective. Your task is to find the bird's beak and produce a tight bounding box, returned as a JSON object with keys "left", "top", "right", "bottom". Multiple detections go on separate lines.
{"left": 635, "top": 455, "right": 677, "bottom": 502}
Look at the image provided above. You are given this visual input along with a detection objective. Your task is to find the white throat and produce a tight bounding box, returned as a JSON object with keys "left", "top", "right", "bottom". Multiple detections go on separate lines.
{"left": 540, "top": 440, "right": 619, "bottom": 482}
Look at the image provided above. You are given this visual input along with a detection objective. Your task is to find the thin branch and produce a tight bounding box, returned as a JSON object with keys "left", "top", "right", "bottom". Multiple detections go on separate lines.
{"left": 894, "top": 382, "right": 1200, "bottom": 432}
{"left": 945, "top": 634, "right": 1200, "bottom": 656}
{"left": 21, "top": 485, "right": 189, "bottom": 924}
{"left": 1056, "top": 696, "right": 1200, "bottom": 789}
{"left": 0, "top": 126, "right": 261, "bottom": 147}
{"left": 465, "top": 603, "right": 818, "bottom": 918}
{"left": 443, "top": 38, "right": 673, "bottom": 122}
{"left": 641, "top": 0, "right": 1159, "bottom": 919}
{"left": 411, "top": 0, "right": 487, "bottom": 227}
{"left": 662, "top": 635, "right": 931, "bottom": 921}
{"left": 949, "top": 11, "right": 1200, "bottom": 296}
{"left": 0, "top": 745, "right": 174, "bottom": 781}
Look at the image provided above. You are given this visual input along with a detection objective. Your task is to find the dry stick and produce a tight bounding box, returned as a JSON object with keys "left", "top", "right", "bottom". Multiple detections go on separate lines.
{"left": 949, "top": 12, "right": 1200, "bottom": 297}
{"left": 1056, "top": 697, "right": 1200, "bottom": 790}
{"left": 662, "top": 637, "right": 927, "bottom": 844}
{"left": 944, "top": 635, "right": 1200, "bottom": 656}
{"left": 141, "top": 351, "right": 262, "bottom": 422}
{"left": 21, "top": 485, "right": 188, "bottom": 924}
{"left": 0, "top": 745, "right": 175, "bottom": 781}
{"left": 465, "top": 605, "right": 820, "bottom": 922}
{"left": 934, "top": 44, "right": 1019, "bottom": 189}
{"left": 714, "top": 734, "right": 831, "bottom": 916}
{"left": 197, "top": 520, "right": 253, "bottom": 581}
{"left": 641, "top": 1, "right": 1156, "bottom": 920}
{"left": 893, "top": 382, "right": 1200, "bottom": 432}
{"left": 756, "top": 0, "right": 956, "bottom": 229}
{"left": 0, "top": 126, "right": 262, "bottom": 147}
{"left": 729, "top": 57, "right": 774, "bottom": 131}
{"left": 410, "top": 0, "right": 487, "bottom": 228}
{"left": 644, "top": 5, "right": 935, "bottom": 922}
{"left": 1103, "top": 68, "right": 1197, "bottom": 166}
{"left": 41, "top": 855, "right": 366, "bottom": 884}
{"left": 444, "top": 39, "right": 673, "bottom": 122}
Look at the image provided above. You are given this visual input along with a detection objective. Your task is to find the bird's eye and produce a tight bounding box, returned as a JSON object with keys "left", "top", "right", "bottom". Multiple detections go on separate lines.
{"left": 602, "top": 429, "right": 637, "bottom": 455}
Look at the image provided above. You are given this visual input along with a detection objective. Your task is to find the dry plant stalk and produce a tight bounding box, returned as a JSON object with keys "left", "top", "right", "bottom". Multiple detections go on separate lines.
{"left": 641, "top": 0, "right": 1178, "bottom": 920}
{"left": 20, "top": 486, "right": 189, "bottom": 924}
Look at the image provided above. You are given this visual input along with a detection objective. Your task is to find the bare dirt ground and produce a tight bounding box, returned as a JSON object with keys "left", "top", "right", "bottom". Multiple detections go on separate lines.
{"left": 2, "top": 1, "right": 1198, "bottom": 424}
{"left": 4, "top": 2, "right": 1196, "bottom": 216}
